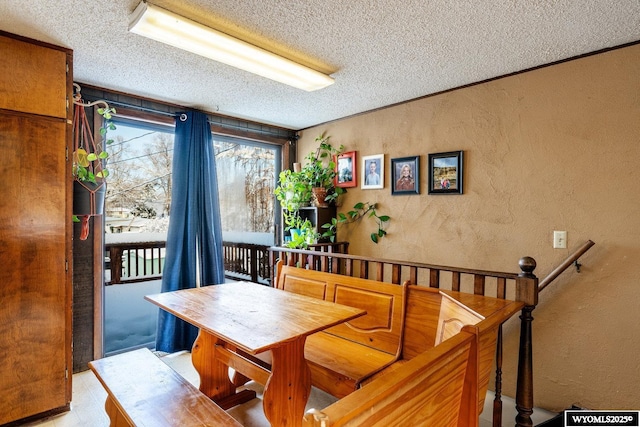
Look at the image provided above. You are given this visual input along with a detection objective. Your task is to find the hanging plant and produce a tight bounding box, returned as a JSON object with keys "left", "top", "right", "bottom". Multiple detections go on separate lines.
{"left": 72, "top": 83, "right": 116, "bottom": 240}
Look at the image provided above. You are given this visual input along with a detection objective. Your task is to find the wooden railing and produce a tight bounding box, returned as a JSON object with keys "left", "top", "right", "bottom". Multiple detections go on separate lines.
{"left": 269, "top": 247, "right": 524, "bottom": 297}
{"left": 105, "top": 240, "right": 271, "bottom": 285}
{"left": 538, "top": 240, "right": 595, "bottom": 292}
{"left": 105, "top": 241, "right": 166, "bottom": 286}
{"left": 222, "top": 242, "right": 272, "bottom": 284}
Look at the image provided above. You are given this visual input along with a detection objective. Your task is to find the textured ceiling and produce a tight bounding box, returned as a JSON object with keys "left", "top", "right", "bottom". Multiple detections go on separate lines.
{"left": 1, "top": 0, "right": 638, "bottom": 130}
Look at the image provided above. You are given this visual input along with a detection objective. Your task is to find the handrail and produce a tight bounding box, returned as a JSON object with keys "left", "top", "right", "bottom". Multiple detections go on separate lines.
{"left": 538, "top": 240, "right": 595, "bottom": 292}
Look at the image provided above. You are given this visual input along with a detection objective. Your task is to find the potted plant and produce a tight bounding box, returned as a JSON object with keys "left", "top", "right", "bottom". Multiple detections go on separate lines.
{"left": 283, "top": 211, "right": 317, "bottom": 249}
{"left": 273, "top": 169, "right": 312, "bottom": 213}
{"left": 72, "top": 90, "right": 116, "bottom": 239}
{"left": 274, "top": 169, "right": 315, "bottom": 245}
{"left": 274, "top": 132, "right": 346, "bottom": 246}
{"left": 301, "top": 133, "right": 345, "bottom": 207}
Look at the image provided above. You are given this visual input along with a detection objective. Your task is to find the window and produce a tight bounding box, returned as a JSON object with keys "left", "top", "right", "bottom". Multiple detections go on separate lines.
{"left": 103, "top": 116, "right": 282, "bottom": 355}
{"left": 105, "top": 120, "right": 281, "bottom": 241}
{"left": 106, "top": 121, "right": 174, "bottom": 232}
{"left": 214, "top": 136, "right": 280, "bottom": 240}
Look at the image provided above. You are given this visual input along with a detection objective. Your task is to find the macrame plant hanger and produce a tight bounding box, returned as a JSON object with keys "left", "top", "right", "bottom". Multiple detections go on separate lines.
{"left": 72, "top": 84, "right": 109, "bottom": 240}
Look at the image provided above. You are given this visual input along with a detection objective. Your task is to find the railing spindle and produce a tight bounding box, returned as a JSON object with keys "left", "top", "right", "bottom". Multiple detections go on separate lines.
{"left": 493, "top": 325, "right": 504, "bottom": 427}
{"left": 409, "top": 266, "right": 418, "bottom": 285}
{"left": 474, "top": 274, "right": 486, "bottom": 295}
{"left": 360, "top": 261, "right": 369, "bottom": 279}
{"left": 429, "top": 269, "right": 440, "bottom": 288}
{"left": 452, "top": 271, "right": 461, "bottom": 291}
{"left": 391, "top": 264, "right": 401, "bottom": 284}
{"left": 345, "top": 259, "right": 353, "bottom": 277}
{"left": 376, "top": 263, "right": 384, "bottom": 281}
{"left": 497, "top": 277, "right": 506, "bottom": 299}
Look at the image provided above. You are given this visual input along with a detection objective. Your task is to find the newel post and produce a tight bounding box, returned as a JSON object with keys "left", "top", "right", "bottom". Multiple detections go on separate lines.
{"left": 515, "top": 256, "right": 538, "bottom": 427}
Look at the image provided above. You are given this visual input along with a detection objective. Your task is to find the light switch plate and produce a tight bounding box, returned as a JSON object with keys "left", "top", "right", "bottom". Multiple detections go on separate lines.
{"left": 553, "top": 231, "right": 567, "bottom": 249}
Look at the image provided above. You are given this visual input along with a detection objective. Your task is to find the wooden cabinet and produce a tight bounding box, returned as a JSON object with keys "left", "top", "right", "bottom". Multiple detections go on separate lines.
{"left": 0, "top": 31, "right": 73, "bottom": 424}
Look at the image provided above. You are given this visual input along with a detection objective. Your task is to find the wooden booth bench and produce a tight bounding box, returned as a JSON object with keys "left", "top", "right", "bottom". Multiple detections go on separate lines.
{"left": 276, "top": 264, "right": 408, "bottom": 398}
{"left": 303, "top": 326, "right": 480, "bottom": 427}
{"left": 89, "top": 347, "right": 241, "bottom": 427}
{"left": 276, "top": 264, "right": 523, "bottom": 419}
{"left": 370, "top": 283, "right": 524, "bottom": 413}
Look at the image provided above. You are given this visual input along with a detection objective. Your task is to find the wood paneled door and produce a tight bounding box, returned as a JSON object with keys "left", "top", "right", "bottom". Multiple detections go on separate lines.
{"left": 0, "top": 31, "right": 73, "bottom": 425}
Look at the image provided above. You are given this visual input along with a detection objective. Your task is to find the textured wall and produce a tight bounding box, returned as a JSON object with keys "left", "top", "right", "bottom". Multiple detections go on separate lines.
{"left": 297, "top": 43, "right": 640, "bottom": 411}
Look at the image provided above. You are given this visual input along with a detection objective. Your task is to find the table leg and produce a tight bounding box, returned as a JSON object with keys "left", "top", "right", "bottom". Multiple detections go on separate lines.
{"left": 191, "top": 329, "right": 235, "bottom": 400}
{"left": 191, "top": 330, "right": 257, "bottom": 409}
{"left": 263, "top": 337, "right": 311, "bottom": 427}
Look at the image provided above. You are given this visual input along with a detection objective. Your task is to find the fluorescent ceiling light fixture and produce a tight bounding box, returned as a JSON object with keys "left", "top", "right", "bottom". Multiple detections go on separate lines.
{"left": 129, "top": 1, "right": 334, "bottom": 91}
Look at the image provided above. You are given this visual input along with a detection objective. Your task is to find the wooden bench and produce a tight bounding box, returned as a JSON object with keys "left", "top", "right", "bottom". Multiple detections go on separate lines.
{"left": 363, "top": 283, "right": 524, "bottom": 413}
{"left": 302, "top": 326, "right": 480, "bottom": 427}
{"left": 88, "top": 348, "right": 242, "bottom": 427}
{"left": 276, "top": 265, "right": 408, "bottom": 398}
{"left": 275, "top": 263, "right": 523, "bottom": 419}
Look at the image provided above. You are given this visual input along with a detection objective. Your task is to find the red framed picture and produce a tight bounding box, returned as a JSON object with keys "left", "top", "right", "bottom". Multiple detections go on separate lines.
{"left": 335, "top": 151, "right": 357, "bottom": 188}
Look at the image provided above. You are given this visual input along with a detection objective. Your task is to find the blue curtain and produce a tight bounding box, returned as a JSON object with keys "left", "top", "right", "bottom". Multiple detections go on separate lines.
{"left": 155, "top": 111, "right": 225, "bottom": 353}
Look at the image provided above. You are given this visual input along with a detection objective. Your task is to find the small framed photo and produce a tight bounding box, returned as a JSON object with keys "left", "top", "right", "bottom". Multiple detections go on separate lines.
{"left": 428, "top": 151, "right": 463, "bottom": 194}
{"left": 361, "top": 154, "right": 384, "bottom": 189}
{"left": 335, "top": 151, "right": 357, "bottom": 188}
{"left": 391, "top": 156, "right": 419, "bottom": 195}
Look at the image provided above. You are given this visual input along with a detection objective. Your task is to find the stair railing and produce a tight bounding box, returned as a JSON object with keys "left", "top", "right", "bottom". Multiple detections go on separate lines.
{"left": 538, "top": 240, "right": 596, "bottom": 293}
{"left": 496, "top": 240, "right": 595, "bottom": 427}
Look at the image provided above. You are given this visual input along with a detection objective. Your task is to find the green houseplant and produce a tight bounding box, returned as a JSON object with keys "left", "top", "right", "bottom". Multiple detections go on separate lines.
{"left": 282, "top": 212, "right": 318, "bottom": 249}
{"left": 301, "top": 133, "right": 345, "bottom": 207}
{"left": 274, "top": 169, "right": 317, "bottom": 248}
{"left": 72, "top": 87, "right": 116, "bottom": 239}
{"left": 275, "top": 132, "right": 342, "bottom": 247}
{"left": 273, "top": 169, "right": 312, "bottom": 213}
{"left": 73, "top": 106, "right": 115, "bottom": 184}
{"left": 321, "top": 202, "right": 391, "bottom": 244}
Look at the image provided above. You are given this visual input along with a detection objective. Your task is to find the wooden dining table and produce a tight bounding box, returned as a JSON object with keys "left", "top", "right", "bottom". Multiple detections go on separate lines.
{"left": 145, "top": 281, "right": 365, "bottom": 427}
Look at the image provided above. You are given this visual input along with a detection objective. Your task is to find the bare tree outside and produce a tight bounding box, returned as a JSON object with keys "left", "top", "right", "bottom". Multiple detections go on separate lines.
{"left": 106, "top": 127, "right": 173, "bottom": 226}
{"left": 214, "top": 140, "right": 276, "bottom": 233}
{"left": 139, "top": 133, "right": 173, "bottom": 217}
{"left": 105, "top": 122, "right": 277, "bottom": 236}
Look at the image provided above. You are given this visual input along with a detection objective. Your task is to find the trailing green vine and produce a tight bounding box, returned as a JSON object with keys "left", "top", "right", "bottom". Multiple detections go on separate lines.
{"left": 322, "top": 202, "right": 391, "bottom": 244}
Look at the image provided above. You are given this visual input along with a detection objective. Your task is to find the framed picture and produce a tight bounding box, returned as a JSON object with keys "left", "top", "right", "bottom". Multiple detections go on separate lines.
{"left": 335, "top": 151, "right": 357, "bottom": 188}
{"left": 391, "top": 156, "right": 420, "bottom": 195}
{"left": 428, "top": 151, "right": 463, "bottom": 194}
{"left": 361, "top": 154, "right": 384, "bottom": 189}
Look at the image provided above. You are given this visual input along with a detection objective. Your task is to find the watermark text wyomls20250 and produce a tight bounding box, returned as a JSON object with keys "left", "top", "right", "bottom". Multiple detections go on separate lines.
{"left": 565, "top": 410, "right": 640, "bottom": 427}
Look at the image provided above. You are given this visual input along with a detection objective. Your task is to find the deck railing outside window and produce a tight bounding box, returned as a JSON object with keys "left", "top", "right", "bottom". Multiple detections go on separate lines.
{"left": 105, "top": 240, "right": 271, "bottom": 286}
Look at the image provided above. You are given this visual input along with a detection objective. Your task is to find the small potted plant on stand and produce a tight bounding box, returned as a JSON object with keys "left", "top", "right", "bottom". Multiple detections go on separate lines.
{"left": 274, "top": 168, "right": 314, "bottom": 247}
{"left": 282, "top": 211, "right": 317, "bottom": 249}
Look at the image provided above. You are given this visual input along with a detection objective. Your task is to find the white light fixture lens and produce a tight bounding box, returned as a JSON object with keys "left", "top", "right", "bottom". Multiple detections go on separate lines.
{"left": 129, "top": 2, "right": 334, "bottom": 91}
